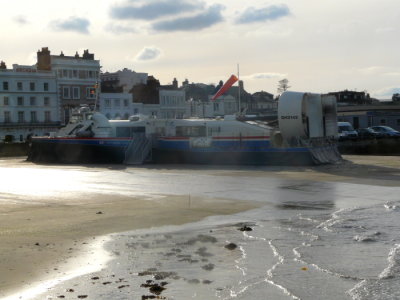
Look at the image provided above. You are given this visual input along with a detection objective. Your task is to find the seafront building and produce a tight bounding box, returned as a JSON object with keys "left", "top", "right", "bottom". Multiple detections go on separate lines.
{"left": 0, "top": 62, "right": 60, "bottom": 142}
{"left": 36, "top": 47, "right": 101, "bottom": 124}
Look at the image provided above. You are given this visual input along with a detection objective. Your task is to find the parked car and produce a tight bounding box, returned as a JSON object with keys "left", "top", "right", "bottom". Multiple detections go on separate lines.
{"left": 356, "top": 128, "right": 385, "bottom": 139}
{"left": 369, "top": 126, "right": 400, "bottom": 138}
{"left": 338, "top": 122, "right": 358, "bottom": 140}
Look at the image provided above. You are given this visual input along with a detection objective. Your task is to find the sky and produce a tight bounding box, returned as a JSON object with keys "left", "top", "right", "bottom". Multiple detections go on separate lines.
{"left": 1, "top": 0, "right": 400, "bottom": 99}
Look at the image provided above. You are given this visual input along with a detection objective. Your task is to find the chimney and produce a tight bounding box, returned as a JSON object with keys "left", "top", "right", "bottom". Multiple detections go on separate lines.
{"left": 37, "top": 47, "right": 51, "bottom": 71}
{"left": 82, "top": 49, "right": 94, "bottom": 60}
{"left": 0, "top": 61, "right": 6, "bottom": 69}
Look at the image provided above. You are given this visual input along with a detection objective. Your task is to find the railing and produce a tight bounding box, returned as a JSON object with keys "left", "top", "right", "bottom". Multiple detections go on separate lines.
{"left": 0, "top": 121, "right": 61, "bottom": 128}
{"left": 124, "top": 133, "right": 152, "bottom": 165}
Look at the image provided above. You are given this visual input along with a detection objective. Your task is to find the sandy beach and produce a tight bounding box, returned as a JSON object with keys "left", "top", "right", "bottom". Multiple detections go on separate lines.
{"left": 1, "top": 155, "right": 400, "bottom": 299}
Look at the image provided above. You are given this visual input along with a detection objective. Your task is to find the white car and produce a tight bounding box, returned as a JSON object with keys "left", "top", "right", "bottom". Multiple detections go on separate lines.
{"left": 338, "top": 122, "right": 358, "bottom": 140}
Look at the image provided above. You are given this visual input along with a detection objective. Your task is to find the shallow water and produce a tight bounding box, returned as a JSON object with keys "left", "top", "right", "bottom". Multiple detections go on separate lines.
{"left": 2, "top": 161, "right": 400, "bottom": 299}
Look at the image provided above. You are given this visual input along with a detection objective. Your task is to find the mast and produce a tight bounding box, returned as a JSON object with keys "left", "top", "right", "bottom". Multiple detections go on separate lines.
{"left": 237, "top": 63, "right": 241, "bottom": 114}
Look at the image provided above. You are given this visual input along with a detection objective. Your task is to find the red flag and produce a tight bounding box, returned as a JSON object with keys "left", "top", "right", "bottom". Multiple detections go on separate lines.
{"left": 211, "top": 74, "right": 238, "bottom": 101}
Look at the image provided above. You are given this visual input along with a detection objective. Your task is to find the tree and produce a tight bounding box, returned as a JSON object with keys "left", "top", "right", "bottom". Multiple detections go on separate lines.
{"left": 277, "top": 78, "right": 290, "bottom": 94}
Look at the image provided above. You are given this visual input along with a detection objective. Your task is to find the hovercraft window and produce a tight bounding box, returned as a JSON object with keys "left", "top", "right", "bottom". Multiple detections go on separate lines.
{"left": 116, "top": 126, "right": 145, "bottom": 137}
{"left": 176, "top": 126, "right": 206, "bottom": 137}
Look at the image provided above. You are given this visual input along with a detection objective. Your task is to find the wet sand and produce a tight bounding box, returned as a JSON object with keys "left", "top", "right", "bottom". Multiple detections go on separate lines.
{"left": 0, "top": 190, "right": 258, "bottom": 297}
{"left": 1, "top": 155, "right": 400, "bottom": 298}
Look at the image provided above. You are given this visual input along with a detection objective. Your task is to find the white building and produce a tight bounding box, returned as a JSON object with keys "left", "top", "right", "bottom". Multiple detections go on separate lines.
{"left": 99, "top": 93, "right": 137, "bottom": 120}
{"left": 159, "top": 89, "right": 186, "bottom": 119}
{"left": 188, "top": 95, "right": 237, "bottom": 118}
{"left": 0, "top": 63, "right": 59, "bottom": 142}
{"left": 99, "top": 89, "right": 186, "bottom": 120}
{"left": 37, "top": 47, "right": 101, "bottom": 124}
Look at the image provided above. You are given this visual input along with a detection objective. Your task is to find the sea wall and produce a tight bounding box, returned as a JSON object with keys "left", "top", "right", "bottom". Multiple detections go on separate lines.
{"left": 338, "top": 138, "right": 400, "bottom": 155}
{"left": 0, "top": 143, "right": 29, "bottom": 157}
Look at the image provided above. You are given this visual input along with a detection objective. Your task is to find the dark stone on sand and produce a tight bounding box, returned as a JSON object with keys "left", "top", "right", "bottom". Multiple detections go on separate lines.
{"left": 91, "top": 276, "right": 99, "bottom": 280}
{"left": 142, "top": 296, "right": 156, "bottom": 300}
{"left": 149, "top": 284, "right": 165, "bottom": 295}
{"left": 141, "top": 282, "right": 166, "bottom": 295}
{"left": 201, "top": 263, "right": 215, "bottom": 271}
{"left": 118, "top": 285, "right": 130, "bottom": 289}
{"left": 96, "top": 211, "right": 103, "bottom": 214}
{"left": 77, "top": 296, "right": 88, "bottom": 299}
{"left": 35, "top": 242, "right": 40, "bottom": 246}
{"left": 66, "top": 288, "right": 74, "bottom": 292}
{"left": 203, "top": 280, "right": 213, "bottom": 284}
{"left": 102, "top": 281, "right": 112, "bottom": 285}
{"left": 225, "top": 243, "right": 237, "bottom": 250}
{"left": 238, "top": 225, "right": 253, "bottom": 232}
{"left": 57, "top": 296, "right": 65, "bottom": 299}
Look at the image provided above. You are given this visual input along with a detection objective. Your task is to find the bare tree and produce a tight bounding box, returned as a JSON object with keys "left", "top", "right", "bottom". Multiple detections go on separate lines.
{"left": 277, "top": 78, "right": 290, "bottom": 94}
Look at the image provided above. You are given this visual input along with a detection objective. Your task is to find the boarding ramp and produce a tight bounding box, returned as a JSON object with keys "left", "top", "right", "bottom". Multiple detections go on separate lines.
{"left": 124, "top": 133, "right": 152, "bottom": 165}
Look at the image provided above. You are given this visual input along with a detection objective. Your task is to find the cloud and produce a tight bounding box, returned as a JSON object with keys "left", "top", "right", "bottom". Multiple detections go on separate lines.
{"left": 13, "top": 15, "right": 28, "bottom": 25}
{"left": 243, "top": 72, "right": 287, "bottom": 80}
{"left": 135, "top": 47, "right": 162, "bottom": 61}
{"left": 357, "top": 66, "right": 384, "bottom": 75}
{"left": 151, "top": 4, "right": 224, "bottom": 32}
{"left": 50, "top": 17, "right": 90, "bottom": 34}
{"left": 110, "top": 0, "right": 204, "bottom": 21}
{"left": 235, "top": 5, "right": 290, "bottom": 24}
{"left": 105, "top": 23, "right": 137, "bottom": 34}
{"left": 371, "top": 86, "right": 400, "bottom": 98}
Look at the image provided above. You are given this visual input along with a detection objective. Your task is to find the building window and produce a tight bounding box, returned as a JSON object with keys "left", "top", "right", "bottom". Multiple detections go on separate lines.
{"left": 4, "top": 111, "right": 11, "bottom": 123}
{"left": 3, "top": 81, "right": 8, "bottom": 90}
{"left": 114, "top": 99, "right": 120, "bottom": 107}
{"left": 17, "top": 82, "right": 23, "bottom": 91}
{"left": 213, "top": 103, "right": 219, "bottom": 110}
{"left": 4, "top": 96, "right": 9, "bottom": 106}
{"left": 380, "top": 119, "right": 387, "bottom": 125}
{"left": 86, "top": 87, "right": 96, "bottom": 99}
{"left": 44, "top": 82, "right": 49, "bottom": 91}
{"left": 30, "top": 82, "right": 35, "bottom": 91}
{"left": 104, "top": 99, "right": 111, "bottom": 108}
{"left": 397, "top": 119, "right": 400, "bottom": 126}
{"left": 44, "top": 97, "right": 50, "bottom": 106}
{"left": 18, "top": 111, "right": 25, "bottom": 123}
{"left": 30, "top": 96, "right": 36, "bottom": 106}
{"left": 73, "top": 70, "right": 78, "bottom": 78}
{"left": 63, "top": 87, "right": 70, "bottom": 99}
{"left": 63, "top": 70, "right": 68, "bottom": 77}
{"left": 44, "top": 111, "right": 51, "bottom": 122}
{"left": 17, "top": 97, "right": 24, "bottom": 106}
{"left": 133, "top": 108, "right": 139, "bottom": 114}
{"left": 31, "top": 111, "right": 37, "bottom": 122}
{"left": 88, "top": 71, "right": 94, "bottom": 78}
{"left": 73, "top": 87, "right": 80, "bottom": 99}
{"left": 124, "top": 99, "right": 128, "bottom": 107}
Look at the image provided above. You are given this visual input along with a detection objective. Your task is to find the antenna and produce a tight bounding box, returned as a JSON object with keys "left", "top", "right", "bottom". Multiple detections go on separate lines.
{"left": 237, "top": 63, "right": 241, "bottom": 114}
